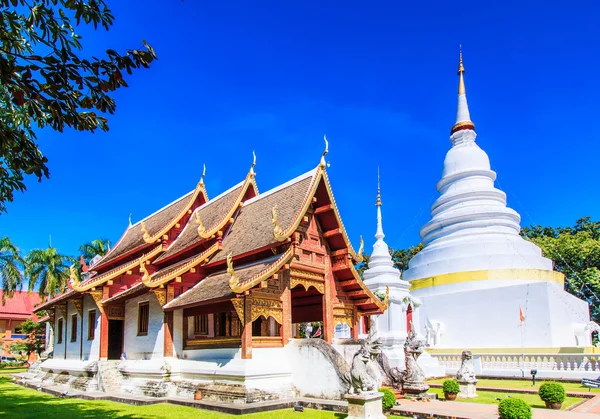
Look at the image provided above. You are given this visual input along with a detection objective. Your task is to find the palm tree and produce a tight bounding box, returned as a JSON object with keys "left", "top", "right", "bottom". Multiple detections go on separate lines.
{"left": 79, "top": 238, "right": 111, "bottom": 264}
{"left": 0, "top": 237, "right": 24, "bottom": 303}
{"left": 26, "top": 247, "right": 74, "bottom": 300}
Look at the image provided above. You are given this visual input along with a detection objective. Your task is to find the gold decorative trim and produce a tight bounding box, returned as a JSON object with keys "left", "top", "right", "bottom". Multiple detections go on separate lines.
{"left": 145, "top": 242, "right": 221, "bottom": 288}
{"left": 72, "top": 299, "right": 83, "bottom": 316}
{"left": 251, "top": 298, "right": 282, "bottom": 324}
{"left": 76, "top": 245, "right": 163, "bottom": 291}
{"left": 228, "top": 246, "right": 295, "bottom": 293}
{"left": 290, "top": 269, "right": 325, "bottom": 294}
{"left": 69, "top": 266, "right": 80, "bottom": 289}
{"left": 409, "top": 269, "right": 565, "bottom": 291}
{"left": 272, "top": 205, "right": 283, "bottom": 238}
{"left": 333, "top": 306, "right": 355, "bottom": 327}
{"left": 186, "top": 337, "right": 241, "bottom": 348}
{"left": 356, "top": 235, "right": 364, "bottom": 263}
{"left": 90, "top": 290, "right": 104, "bottom": 307}
{"left": 141, "top": 175, "right": 208, "bottom": 244}
{"left": 47, "top": 309, "right": 56, "bottom": 328}
{"left": 231, "top": 297, "right": 245, "bottom": 324}
{"left": 153, "top": 289, "right": 167, "bottom": 306}
{"left": 195, "top": 210, "right": 206, "bottom": 236}
{"left": 57, "top": 303, "right": 67, "bottom": 319}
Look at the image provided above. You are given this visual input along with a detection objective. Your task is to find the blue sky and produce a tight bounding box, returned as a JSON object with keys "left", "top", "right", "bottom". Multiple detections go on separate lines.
{"left": 1, "top": 1, "right": 599, "bottom": 257}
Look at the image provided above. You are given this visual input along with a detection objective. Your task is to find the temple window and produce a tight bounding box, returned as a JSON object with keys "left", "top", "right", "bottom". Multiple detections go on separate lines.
{"left": 70, "top": 314, "right": 78, "bottom": 342}
{"left": 215, "top": 312, "right": 227, "bottom": 337}
{"left": 252, "top": 317, "right": 262, "bottom": 336}
{"left": 57, "top": 318, "right": 63, "bottom": 344}
{"left": 88, "top": 310, "right": 96, "bottom": 340}
{"left": 194, "top": 314, "right": 208, "bottom": 335}
{"left": 138, "top": 302, "right": 149, "bottom": 336}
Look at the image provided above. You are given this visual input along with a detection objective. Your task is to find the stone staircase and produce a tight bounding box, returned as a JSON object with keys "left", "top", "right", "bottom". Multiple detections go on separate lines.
{"left": 98, "top": 360, "right": 122, "bottom": 394}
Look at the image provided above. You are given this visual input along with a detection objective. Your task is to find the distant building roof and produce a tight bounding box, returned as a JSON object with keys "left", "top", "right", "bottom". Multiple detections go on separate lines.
{"left": 0, "top": 291, "right": 42, "bottom": 321}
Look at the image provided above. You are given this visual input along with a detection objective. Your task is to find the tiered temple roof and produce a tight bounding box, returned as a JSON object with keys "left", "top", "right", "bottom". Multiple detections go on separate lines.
{"left": 37, "top": 146, "right": 385, "bottom": 317}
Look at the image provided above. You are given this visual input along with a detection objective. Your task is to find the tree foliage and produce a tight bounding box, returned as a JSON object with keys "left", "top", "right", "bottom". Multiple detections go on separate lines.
{"left": 79, "top": 238, "right": 110, "bottom": 264}
{"left": 9, "top": 318, "right": 44, "bottom": 360}
{"left": 25, "top": 246, "right": 73, "bottom": 299}
{"left": 0, "top": 0, "right": 156, "bottom": 212}
{"left": 0, "top": 236, "right": 24, "bottom": 302}
{"left": 521, "top": 217, "right": 600, "bottom": 323}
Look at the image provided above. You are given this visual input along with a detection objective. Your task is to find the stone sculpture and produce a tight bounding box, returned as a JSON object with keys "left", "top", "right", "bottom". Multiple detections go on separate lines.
{"left": 456, "top": 350, "right": 478, "bottom": 398}
{"left": 347, "top": 316, "right": 383, "bottom": 394}
{"left": 400, "top": 321, "right": 429, "bottom": 395}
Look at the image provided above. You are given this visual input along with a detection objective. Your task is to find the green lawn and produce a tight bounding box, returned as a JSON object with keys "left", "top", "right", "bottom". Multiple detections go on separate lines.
{"left": 0, "top": 371, "right": 346, "bottom": 419}
{"left": 428, "top": 388, "right": 583, "bottom": 410}
{"left": 426, "top": 377, "right": 600, "bottom": 394}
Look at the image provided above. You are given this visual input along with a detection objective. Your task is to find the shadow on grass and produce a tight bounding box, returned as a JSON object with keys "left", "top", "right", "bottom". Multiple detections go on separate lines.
{"left": 0, "top": 377, "right": 166, "bottom": 419}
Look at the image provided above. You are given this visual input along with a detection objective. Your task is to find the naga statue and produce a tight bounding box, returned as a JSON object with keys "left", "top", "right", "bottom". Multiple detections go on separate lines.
{"left": 347, "top": 316, "right": 384, "bottom": 394}
{"left": 400, "top": 321, "right": 429, "bottom": 395}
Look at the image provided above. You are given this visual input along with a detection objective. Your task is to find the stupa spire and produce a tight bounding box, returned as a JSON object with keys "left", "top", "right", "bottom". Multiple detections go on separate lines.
{"left": 452, "top": 46, "right": 475, "bottom": 134}
{"left": 375, "top": 167, "right": 384, "bottom": 240}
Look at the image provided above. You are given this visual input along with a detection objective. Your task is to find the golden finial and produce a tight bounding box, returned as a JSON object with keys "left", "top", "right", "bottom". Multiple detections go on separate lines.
{"left": 272, "top": 205, "right": 283, "bottom": 237}
{"left": 319, "top": 135, "right": 329, "bottom": 168}
{"left": 250, "top": 151, "right": 256, "bottom": 176}
{"left": 376, "top": 166, "right": 382, "bottom": 206}
{"left": 195, "top": 210, "right": 206, "bottom": 236}
{"left": 457, "top": 45, "right": 466, "bottom": 95}
{"left": 382, "top": 285, "right": 390, "bottom": 310}
{"left": 199, "top": 164, "right": 206, "bottom": 187}
{"left": 357, "top": 235, "right": 364, "bottom": 259}
{"left": 140, "top": 221, "right": 152, "bottom": 243}
{"left": 227, "top": 252, "right": 239, "bottom": 290}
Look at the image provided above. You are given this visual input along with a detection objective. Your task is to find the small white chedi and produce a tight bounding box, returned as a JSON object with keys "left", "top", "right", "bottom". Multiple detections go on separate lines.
{"left": 362, "top": 174, "right": 411, "bottom": 368}
{"left": 403, "top": 51, "right": 591, "bottom": 350}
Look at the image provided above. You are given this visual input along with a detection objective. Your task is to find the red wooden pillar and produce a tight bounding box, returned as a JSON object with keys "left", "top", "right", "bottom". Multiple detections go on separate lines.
{"left": 280, "top": 273, "right": 292, "bottom": 346}
{"left": 164, "top": 286, "right": 175, "bottom": 357}
{"left": 98, "top": 287, "right": 110, "bottom": 360}
{"left": 351, "top": 314, "right": 360, "bottom": 339}
{"left": 322, "top": 271, "right": 334, "bottom": 343}
{"left": 241, "top": 296, "right": 253, "bottom": 359}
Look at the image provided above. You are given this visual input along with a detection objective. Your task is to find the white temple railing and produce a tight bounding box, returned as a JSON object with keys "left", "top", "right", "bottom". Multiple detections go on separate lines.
{"left": 432, "top": 353, "right": 600, "bottom": 377}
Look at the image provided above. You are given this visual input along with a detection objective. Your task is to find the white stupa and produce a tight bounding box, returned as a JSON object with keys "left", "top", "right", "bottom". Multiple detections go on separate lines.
{"left": 363, "top": 171, "right": 412, "bottom": 367}
{"left": 403, "top": 52, "right": 592, "bottom": 350}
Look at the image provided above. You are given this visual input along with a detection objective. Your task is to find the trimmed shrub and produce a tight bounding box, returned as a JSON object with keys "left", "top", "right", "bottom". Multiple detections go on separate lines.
{"left": 442, "top": 379, "right": 460, "bottom": 394}
{"left": 539, "top": 382, "right": 566, "bottom": 404}
{"left": 378, "top": 388, "right": 396, "bottom": 410}
{"left": 498, "top": 398, "right": 532, "bottom": 419}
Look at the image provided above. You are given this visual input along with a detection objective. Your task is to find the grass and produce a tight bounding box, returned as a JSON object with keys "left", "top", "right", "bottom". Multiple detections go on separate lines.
{"left": 0, "top": 370, "right": 347, "bottom": 419}
{"left": 428, "top": 388, "right": 583, "bottom": 410}
{"left": 426, "top": 377, "right": 600, "bottom": 394}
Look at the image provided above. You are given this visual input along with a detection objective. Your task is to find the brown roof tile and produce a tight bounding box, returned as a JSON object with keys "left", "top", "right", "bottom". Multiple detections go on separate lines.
{"left": 213, "top": 170, "right": 316, "bottom": 262}
{"left": 94, "top": 191, "right": 194, "bottom": 269}
{"left": 155, "top": 184, "right": 243, "bottom": 263}
{"left": 102, "top": 283, "right": 146, "bottom": 305}
{"left": 164, "top": 257, "right": 278, "bottom": 310}
{"left": 35, "top": 289, "right": 79, "bottom": 312}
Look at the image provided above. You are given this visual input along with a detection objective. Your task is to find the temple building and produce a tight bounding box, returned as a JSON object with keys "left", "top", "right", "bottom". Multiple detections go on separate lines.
{"left": 0, "top": 291, "right": 42, "bottom": 360}
{"left": 34, "top": 144, "right": 388, "bottom": 400}
{"left": 403, "top": 52, "right": 596, "bottom": 377}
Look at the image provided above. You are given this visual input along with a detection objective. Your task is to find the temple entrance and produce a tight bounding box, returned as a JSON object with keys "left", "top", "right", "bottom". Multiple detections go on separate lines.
{"left": 291, "top": 286, "right": 324, "bottom": 338}
{"left": 107, "top": 319, "right": 124, "bottom": 360}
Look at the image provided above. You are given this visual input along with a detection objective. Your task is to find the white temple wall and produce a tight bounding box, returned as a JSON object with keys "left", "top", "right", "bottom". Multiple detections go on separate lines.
{"left": 124, "top": 293, "right": 164, "bottom": 360}
{"left": 81, "top": 294, "right": 100, "bottom": 361}
{"left": 53, "top": 311, "right": 65, "bottom": 359}
{"left": 415, "top": 281, "right": 589, "bottom": 349}
{"left": 172, "top": 309, "right": 184, "bottom": 358}
{"left": 65, "top": 300, "right": 81, "bottom": 359}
